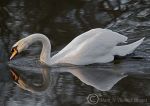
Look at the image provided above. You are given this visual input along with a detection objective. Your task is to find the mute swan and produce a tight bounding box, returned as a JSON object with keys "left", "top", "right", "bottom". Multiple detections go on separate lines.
{"left": 10, "top": 28, "right": 145, "bottom": 66}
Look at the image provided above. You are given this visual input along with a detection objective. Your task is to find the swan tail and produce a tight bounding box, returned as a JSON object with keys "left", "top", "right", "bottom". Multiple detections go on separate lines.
{"left": 112, "top": 37, "right": 145, "bottom": 56}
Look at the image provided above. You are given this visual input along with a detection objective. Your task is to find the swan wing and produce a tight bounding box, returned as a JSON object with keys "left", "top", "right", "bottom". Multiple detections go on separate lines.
{"left": 52, "top": 28, "right": 127, "bottom": 65}
{"left": 56, "top": 28, "right": 105, "bottom": 55}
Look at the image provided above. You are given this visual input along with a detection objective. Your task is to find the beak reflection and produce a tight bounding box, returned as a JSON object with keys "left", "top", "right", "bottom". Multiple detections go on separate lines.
{"left": 10, "top": 69, "right": 19, "bottom": 84}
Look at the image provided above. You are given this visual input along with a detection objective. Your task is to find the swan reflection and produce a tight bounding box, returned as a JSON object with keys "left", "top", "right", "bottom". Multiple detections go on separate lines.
{"left": 64, "top": 67, "right": 127, "bottom": 91}
{"left": 9, "top": 64, "right": 127, "bottom": 92}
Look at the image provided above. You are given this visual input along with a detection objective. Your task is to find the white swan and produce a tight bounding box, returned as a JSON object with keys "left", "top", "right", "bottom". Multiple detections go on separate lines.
{"left": 10, "top": 28, "right": 145, "bottom": 66}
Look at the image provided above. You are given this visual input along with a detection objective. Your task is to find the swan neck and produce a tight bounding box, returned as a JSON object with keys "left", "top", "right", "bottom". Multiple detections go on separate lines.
{"left": 27, "top": 34, "right": 51, "bottom": 65}
{"left": 40, "top": 36, "right": 51, "bottom": 64}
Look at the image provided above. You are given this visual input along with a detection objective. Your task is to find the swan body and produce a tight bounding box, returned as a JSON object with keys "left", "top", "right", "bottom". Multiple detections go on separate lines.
{"left": 10, "top": 28, "right": 145, "bottom": 66}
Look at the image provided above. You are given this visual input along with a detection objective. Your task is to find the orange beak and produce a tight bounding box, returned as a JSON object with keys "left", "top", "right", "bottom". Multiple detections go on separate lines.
{"left": 10, "top": 48, "right": 18, "bottom": 60}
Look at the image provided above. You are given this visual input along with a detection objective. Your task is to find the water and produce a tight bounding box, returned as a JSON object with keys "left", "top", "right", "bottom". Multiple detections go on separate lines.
{"left": 0, "top": 0, "right": 150, "bottom": 106}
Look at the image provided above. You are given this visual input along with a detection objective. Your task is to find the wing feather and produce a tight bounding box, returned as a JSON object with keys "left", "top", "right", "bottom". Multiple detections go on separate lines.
{"left": 52, "top": 28, "right": 128, "bottom": 65}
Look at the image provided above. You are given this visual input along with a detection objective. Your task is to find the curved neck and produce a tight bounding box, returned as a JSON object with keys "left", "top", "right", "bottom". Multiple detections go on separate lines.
{"left": 26, "top": 34, "right": 51, "bottom": 65}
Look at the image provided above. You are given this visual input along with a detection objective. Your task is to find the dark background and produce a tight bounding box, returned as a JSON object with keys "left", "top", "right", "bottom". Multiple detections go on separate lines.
{"left": 0, "top": 0, "right": 150, "bottom": 106}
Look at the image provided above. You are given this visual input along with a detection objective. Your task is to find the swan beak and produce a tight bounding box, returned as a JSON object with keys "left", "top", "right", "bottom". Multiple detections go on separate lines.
{"left": 10, "top": 49, "right": 18, "bottom": 60}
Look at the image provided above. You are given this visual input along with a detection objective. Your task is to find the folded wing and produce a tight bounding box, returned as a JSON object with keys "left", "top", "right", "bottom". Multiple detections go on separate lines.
{"left": 52, "top": 28, "right": 128, "bottom": 65}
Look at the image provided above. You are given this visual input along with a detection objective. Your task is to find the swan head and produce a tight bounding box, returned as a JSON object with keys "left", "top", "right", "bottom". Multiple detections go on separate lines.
{"left": 10, "top": 38, "right": 28, "bottom": 60}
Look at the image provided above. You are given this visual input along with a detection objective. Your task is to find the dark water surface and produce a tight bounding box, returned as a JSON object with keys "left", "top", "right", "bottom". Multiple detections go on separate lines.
{"left": 0, "top": 0, "right": 150, "bottom": 106}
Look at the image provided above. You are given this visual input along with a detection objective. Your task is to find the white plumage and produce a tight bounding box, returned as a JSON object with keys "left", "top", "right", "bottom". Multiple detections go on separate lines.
{"left": 10, "top": 28, "right": 145, "bottom": 66}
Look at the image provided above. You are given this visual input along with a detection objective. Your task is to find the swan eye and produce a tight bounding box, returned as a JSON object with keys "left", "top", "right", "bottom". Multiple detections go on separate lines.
{"left": 10, "top": 46, "right": 18, "bottom": 60}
